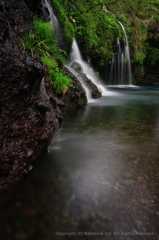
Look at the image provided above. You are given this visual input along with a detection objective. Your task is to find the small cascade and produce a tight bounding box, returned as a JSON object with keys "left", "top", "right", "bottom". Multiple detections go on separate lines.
{"left": 103, "top": 6, "right": 132, "bottom": 85}
{"left": 68, "top": 39, "right": 107, "bottom": 96}
{"left": 41, "top": 0, "right": 64, "bottom": 48}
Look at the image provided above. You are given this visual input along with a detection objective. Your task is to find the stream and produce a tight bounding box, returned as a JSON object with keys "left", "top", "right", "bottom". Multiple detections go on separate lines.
{"left": 0, "top": 86, "right": 159, "bottom": 240}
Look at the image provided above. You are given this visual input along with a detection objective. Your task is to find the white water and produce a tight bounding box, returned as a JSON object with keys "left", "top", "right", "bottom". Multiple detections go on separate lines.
{"left": 68, "top": 39, "right": 108, "bottom": 98}
{"left": 42, "top": 0, "right": 63, "bottom": 45}
{"left": 103, "top": 6, "right": 132, "bottom": 85}
{"left": 118, "top": 21, "right": 132, "bottom": 85}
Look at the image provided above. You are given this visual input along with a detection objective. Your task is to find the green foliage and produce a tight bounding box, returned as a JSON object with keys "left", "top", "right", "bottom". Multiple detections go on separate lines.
{"left": 133, "top": 52, "right": 146, "bottom": 65}
{"left": 49, "top": 0, "right": 159, "bottom": 69}
{"left": 20, "top": 17, "right": 57, "bottom": 57}
{"left": 52, "top": 0, "right": 159, "bottom": 78}
{"left": 50, "top": 0, "right": 75, "bottom": 42}
{"left": 108, "top": 0, "right": 159, "bottom": 66}
{"left": 21, "top": 0, "right": 159, "bottom": 84}
{"left": 33, "top": 18, "right": 53, "bottom": 40}
{"left": 55, "top": 1, "right": 124, "bottom": 64}
{"left": 20, "top": 16, "right": 71, "bottom": 94}
{"left": 41, "top": 56, "right": 71, "bottom": 93}
{"left": 146, "top": 47, "right": 159, "bottom": 65}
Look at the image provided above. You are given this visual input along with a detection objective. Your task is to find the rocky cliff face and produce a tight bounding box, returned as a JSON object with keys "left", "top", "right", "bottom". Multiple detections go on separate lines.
{"left": 0, "top": 0, "right": 64, "bottom": 201}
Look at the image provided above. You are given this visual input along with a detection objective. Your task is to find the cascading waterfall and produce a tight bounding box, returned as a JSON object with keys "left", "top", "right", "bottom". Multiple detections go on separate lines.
{"left": 118, "top": 21, "right": 132, "bottom": 85}
{"left": 103, "top": 6, "right": 132, "bottom": 85}
{"left": 41, "top": 0, "right": 104, "bottom": 100}
{"left": 68, "top": 39, "right": 107, "bottom": 96}
{"left": 41, "top": 0, "right": 63, "bottom": 48}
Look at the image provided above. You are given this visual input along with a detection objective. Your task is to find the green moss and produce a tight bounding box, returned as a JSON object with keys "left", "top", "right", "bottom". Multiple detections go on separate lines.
{"left": 19, "top": 16, "right": 71, "bottom": 94}
{"left": 50, "top": 0, "right": 75, "bottom": 42}
{"left": 41, "top": 56, "right": 71, "bottom": 93}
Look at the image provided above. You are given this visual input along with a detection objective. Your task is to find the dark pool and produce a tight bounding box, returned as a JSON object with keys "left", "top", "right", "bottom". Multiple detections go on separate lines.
{"left": 1, "top": 86, "right": 159, "bottom": 240}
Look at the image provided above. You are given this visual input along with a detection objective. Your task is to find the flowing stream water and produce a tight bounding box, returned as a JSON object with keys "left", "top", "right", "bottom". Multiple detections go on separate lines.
{"left": 0, "top": 86, "right": 159, "bottom": 240}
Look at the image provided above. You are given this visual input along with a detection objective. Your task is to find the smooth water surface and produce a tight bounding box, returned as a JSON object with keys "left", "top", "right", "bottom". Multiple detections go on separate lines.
{"left": 0, "top": 86, "right": 159, "bottom": 240}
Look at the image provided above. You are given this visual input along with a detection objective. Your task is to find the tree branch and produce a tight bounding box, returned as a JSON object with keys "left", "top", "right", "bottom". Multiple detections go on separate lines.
{"left": 85, "top": 0, "right": 119, "bottom": 13}
{"left": 68, "top": 0, "right": 83, "bottom": 13}
{"left": 68, "top": 0, "right": 119, "bottom": 14}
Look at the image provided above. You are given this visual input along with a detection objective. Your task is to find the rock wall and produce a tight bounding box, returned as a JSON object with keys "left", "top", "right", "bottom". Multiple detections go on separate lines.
{"left": 0, "top": 0, "right": 100, "bottom": 205}
{"left": 0, "top": 0, "right": 64, "bottom": 202}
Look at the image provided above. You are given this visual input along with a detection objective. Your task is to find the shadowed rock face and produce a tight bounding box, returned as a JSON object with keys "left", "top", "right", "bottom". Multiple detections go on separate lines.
{"left": 0, "top": 0, "right": 63, "bottom": 201}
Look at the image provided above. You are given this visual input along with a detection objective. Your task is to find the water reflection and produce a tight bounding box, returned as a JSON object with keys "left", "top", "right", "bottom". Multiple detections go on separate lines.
{"left": 0, "top": 86, "right": 159, "bottom": 240}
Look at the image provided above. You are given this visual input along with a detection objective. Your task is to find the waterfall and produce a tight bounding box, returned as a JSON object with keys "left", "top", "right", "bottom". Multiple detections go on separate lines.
{"left": 41, "top": 0, "right": 63, "bottom": 48}
{"left": 68, "top": 39, "right": 107, "bottom": 96}
{"left": 103, "top": 6, "right": 132, "bottom": 85}
{"left": 118, "top": 21, "right": 132, "bottom": 85}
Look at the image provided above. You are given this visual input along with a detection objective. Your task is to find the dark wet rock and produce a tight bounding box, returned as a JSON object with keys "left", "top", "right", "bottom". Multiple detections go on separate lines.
{"left": 0, "top": 169, "right": 10, "bottom": 178}
{"left": 139, "top": 199, "right": 146, "bottom": 205}
{"left": 0, "top": 0, "right": 91, "bottom": 205}
{"left": 61, "top": 66, "right": 87, "bottom": 110}
{"left": 0, "top": 0, "right": 63, "bottom": 203}
{"left": 35, "top": 101, "right": 49, "bottom": 114}
{"left": 81, "top": 73, "right": 102, "bottom": 99}
{"left": 64, "top": 65, "right": 101, "bottom": 105}
{"left": 24, "top": 165, "right": 34, "bottom": 175}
